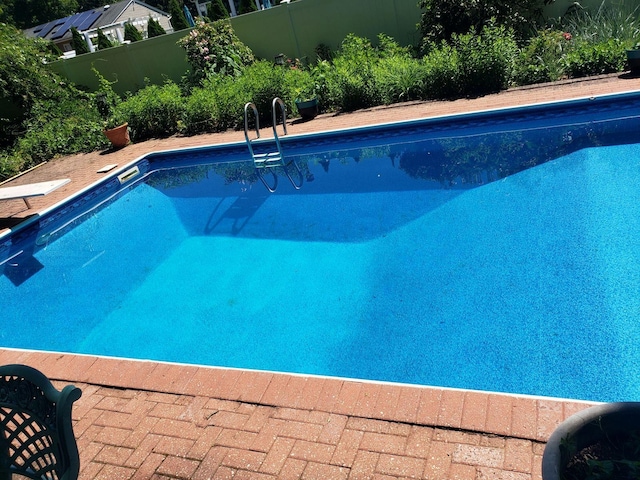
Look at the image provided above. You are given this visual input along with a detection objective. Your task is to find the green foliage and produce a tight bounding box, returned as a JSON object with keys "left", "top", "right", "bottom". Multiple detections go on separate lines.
{"left": 118, "top": 81, "right": 185, "bottom": 141}
{"left": 71, "top": 26, "right": 89, "bottom": 54}
{"left": 238, "top": 0, "right": 257, "bottom": 14}
{"left": 422, "top": 42, "right": 461, "bottom": 98}
{"left": 563, "top": 38, "right": 627, "bottom": 78}
{"left": 10, "top": 98, "right": 107, "bottom": 170}
{"left": 0, "top": 0, "right": 78, "bottom": 29}
{"left": 418, "top": 0, "right": 552, "bottom": 46}
{"left": 0, "top": 23, "right": 61, "bottom": 108}
{"left": 453, "top": 23, "right": 518, "bottom": 96}
{"left": 207, "top": 0, "right": 229, "bottom": 21}
{"left": 147, "top": 16, "right": 166, "bottom": 38}
{"left": 168, "top": 0, "right": 189, "bottom": 31}
{"left": 556, "top": 2, "right": 640, "bottom": 47}
{"left": 514, "top": 29, "right": 571, "bottom": 85}
{"left": 124, "top": 22, "right": 143, "bottom": 42}
{"left": 178, "top": 19, "right": 255, "bottom": 88}
{"left": 96, "top": 28, "right": 113, "bottom": 50}
{"left": 321, "top": 34, "right": 382, "bottom": 112}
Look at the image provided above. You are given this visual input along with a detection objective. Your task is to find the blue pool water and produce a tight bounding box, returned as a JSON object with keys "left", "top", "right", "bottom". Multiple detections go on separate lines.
{"left": 3, "top": 93, "right": 640, "bottom": 402}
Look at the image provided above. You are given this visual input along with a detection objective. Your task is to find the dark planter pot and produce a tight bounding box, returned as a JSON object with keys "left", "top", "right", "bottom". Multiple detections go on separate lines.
{"left": 626, "top": 49, "right": 640, "bottom": 75}
{"left": 542, "top": 402, "right": 640, "bottom": 480}
{"left": 103, "top": 123, "right": 130, "bottom": 149}
{"left": 295, "top": 98, "right": 319, "bottom": 119}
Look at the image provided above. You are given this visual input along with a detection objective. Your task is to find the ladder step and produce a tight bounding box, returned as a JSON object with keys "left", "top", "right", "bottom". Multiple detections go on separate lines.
{"left": 254, "top": 152, "right": 283, "bottom": 166}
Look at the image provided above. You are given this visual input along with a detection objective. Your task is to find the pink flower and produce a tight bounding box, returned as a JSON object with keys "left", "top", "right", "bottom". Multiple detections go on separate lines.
{"left": 562, "top": 32, "right": 572, "bottom": 41}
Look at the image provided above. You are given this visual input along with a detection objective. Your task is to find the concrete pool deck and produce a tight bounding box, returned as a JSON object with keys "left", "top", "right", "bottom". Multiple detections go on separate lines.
{"left": 1, "top": 73, "right": 639, "bottom": 479}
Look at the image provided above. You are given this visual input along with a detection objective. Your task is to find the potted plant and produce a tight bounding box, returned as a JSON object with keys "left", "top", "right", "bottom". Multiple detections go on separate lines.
{"left": 294, "top": 83, "right": 319, "bottom": 120}
{"left": 542, "top": 402, "right": 640, "bottom": 480}
{"left": 93, "top": 68, "right": 130, "bottom": 149}
{"left": 626, "top": 43, "right": 640, "bottom": 75}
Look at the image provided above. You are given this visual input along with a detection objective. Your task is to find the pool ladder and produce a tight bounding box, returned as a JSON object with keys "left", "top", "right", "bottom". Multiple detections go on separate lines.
{"left": 244, "top": 98, "right": 303, "bottom": 192}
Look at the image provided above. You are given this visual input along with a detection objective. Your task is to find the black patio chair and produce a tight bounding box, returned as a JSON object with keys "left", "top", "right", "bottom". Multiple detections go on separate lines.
{"left": 0, "top": 364, "right": 82, "bottom": 480}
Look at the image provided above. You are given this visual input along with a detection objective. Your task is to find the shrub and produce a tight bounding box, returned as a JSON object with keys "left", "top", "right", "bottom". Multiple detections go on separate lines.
{"left": 178, "top": 19, "right": 255, "bottom": 88}
{"left": 238, "top": 0, "right": 258, "bottom": 14}
{"left": 169, "top": 0, "right": 190, "bottom": 31}
{"left": 147, "top": 17, "right": 166, "bottom": 38}
{"left": 9, "top": 98, "right": 107, "bottom": 174}
{"left": 208, "top": 0, "right": 230, "bottom": 21}
{"left": 96, "top": 28, "right": 113, "bottom": 50}
{"left": 563, "top": 38, "right": 627, "bottom": 78}
{"left": 453, "top": 23, "right": 518, "bottom": 96}
{"left": 124, "top": 22, "right": 143, "bottom": 42}
{"left": 514, "top": 29, "right": 571, "bottom": 85}
{"left": 321, "top": 34, "right": 382, "bottom": 112}
{"left": 374, "top": 55, "right": 427, "bottom": 104}
{"left": 118, "top": 82, "right": 185, "bottom": 140}
{"left": 422, "top": 42, "right": 461, "bottom": 98}
{"left": 418, "top": 0, "right": 553, "bottom": 46}
{"left": 71, "top": 26, "right": 90, "bottom": 54}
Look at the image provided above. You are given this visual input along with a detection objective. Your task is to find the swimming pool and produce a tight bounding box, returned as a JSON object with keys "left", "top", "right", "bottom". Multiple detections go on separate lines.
{"left": 3, "top": 92, "right": 640, "bottom": 403}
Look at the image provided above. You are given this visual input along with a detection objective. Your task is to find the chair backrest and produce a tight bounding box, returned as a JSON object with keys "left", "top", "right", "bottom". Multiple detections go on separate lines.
{"left": 0, "top": 364, "right": 82, "bottom": 480}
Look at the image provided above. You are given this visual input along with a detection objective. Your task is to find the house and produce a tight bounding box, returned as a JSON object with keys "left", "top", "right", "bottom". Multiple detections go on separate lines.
{"left": 23, "top": 0, "right": 172, "bottom": 54}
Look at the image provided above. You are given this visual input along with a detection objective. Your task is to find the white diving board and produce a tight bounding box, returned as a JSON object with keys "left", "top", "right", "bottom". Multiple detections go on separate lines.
{"left": 0, "top": 179, "right": 70, "bottom": 209}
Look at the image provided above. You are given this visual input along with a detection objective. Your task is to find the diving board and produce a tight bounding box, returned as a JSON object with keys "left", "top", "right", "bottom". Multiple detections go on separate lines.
{"left": 0, "top": 179, "right": 70, "bottom": 209}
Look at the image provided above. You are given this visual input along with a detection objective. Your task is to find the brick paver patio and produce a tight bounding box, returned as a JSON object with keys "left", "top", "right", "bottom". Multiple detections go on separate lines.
{"left": 2, "top": 73, "right": 639, "bottom": 479}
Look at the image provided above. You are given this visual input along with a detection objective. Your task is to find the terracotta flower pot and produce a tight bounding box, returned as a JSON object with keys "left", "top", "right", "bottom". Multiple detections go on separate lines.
{"left": 103, "top": 123, "right": 130, "bottom": 149}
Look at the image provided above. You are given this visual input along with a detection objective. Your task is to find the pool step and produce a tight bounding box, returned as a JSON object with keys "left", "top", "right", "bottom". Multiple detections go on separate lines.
{"left": 244, "top": 98, "right": 303, "bottom": 193}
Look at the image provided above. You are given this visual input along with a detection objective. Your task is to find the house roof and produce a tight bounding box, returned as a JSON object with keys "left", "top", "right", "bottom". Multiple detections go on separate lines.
{"left": 23, "top": 0, "right": 169, "bottom": 43}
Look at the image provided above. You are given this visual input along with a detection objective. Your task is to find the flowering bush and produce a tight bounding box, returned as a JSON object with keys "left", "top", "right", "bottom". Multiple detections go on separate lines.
{"left": 178, "top": 19, "right": 254, "bottom": 87}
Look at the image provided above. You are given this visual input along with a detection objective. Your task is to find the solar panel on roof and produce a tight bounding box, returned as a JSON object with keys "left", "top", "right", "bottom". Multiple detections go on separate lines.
{"left": 75, "top": 10, "right": 102, "bottom": 32}
{"left": 50, "top": 14, "right": 82, "bottom": 39}
{"left": 35, "top": 21, "right": 58, "bottom": 38}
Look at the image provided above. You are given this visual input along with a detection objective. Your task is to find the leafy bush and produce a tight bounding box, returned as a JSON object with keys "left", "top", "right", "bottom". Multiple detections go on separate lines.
{"left": 71, "top": 26, "right": 89, "bottom": 54}
{"left": 418, "top": 0, "right": 553, "bottom": 46}
{"left": 169, "top": 0, "right": 190, "bottom": 31}
{"left": 563, "top": 38, "right": 627, "bottom": 78}
{"left": 453, "top": 23, "right": 518, "bottom": 96}
{"left": 422, "top": 42, "right": 461, "bottom": 98}
{"left": 514, "top": 29, "right": 571, "bottom": 85}
{"left": 96, "top": 28, "right": 113, "bottom": 50}
{"left": 208, "top": 0, "right": 230, "bottom": 21}
{"left": 557, "top": 2, "right": 640, "bottom": 46}
{"left": 320, "top": 34, "right": 382, "bottom": 112}
{"left": 373, "top": 55, "right": 427, "bottom": 104}
{"left": 124, "top": 22, "right": 143, "bottom": 42}
{"left": 118, "top": 82, "right": 185, "bottom": 140}
{"left": 178, "top": 19, "right": 255, "bottom": 88}
{"left": 147, "top": 17, "right": 166, "bottom": 38}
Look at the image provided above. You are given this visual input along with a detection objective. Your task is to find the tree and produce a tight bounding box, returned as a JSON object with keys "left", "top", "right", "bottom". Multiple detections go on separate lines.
{"left": 147, "top": 16, "right": 166, "bottom": 37}
{"left": 207, "top": 0, "right": 229, "bottom": 21}
{"left": 70, "top": 26, "right": 89, "bottom": 54}
{"left": 96, "top": 28, "right": 113, "bottom": 49}
{"left": 0, "top": 0, "right": 78, "bottom": 29}
{"left": 124, "top": 22, "right": 143, "bottom": 42}
{"left": 168, "top": 0, "right": 189, "bottom": 31}
{"left": 418, "top": 0, "right": 553, "bottom": 46}
{"left": 238, "top": 0, "right": 257, "bottom": 15}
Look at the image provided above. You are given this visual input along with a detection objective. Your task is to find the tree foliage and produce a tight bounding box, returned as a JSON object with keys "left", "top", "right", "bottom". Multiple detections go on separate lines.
{"left": 168, "top": 0, "right": 189, "bottom": 30}
{"left": 238, "top": 0, "right": 257, "bottom": 15}
{"left": 418, "top": 0, "right": 554, "bottom": 46}
{"left": 71, "top": 26, "right": 90, "bottom": 54}
{"left": 147, "top": 16, "right": 166, "bottom": 37}
{"left": 0, "top": 0, "right": 78, "bottom": 29}
{"left": 96, "top": 28, "right": 113, "bottom": 49}
{"left": 207, "top": 0, "right": 229, "bottom": 21}
{"left": 178, "top": 19, "right": 255, "bottom": 87}
{"left": 124, "top": 22, "right": 143, "bottom": 42}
